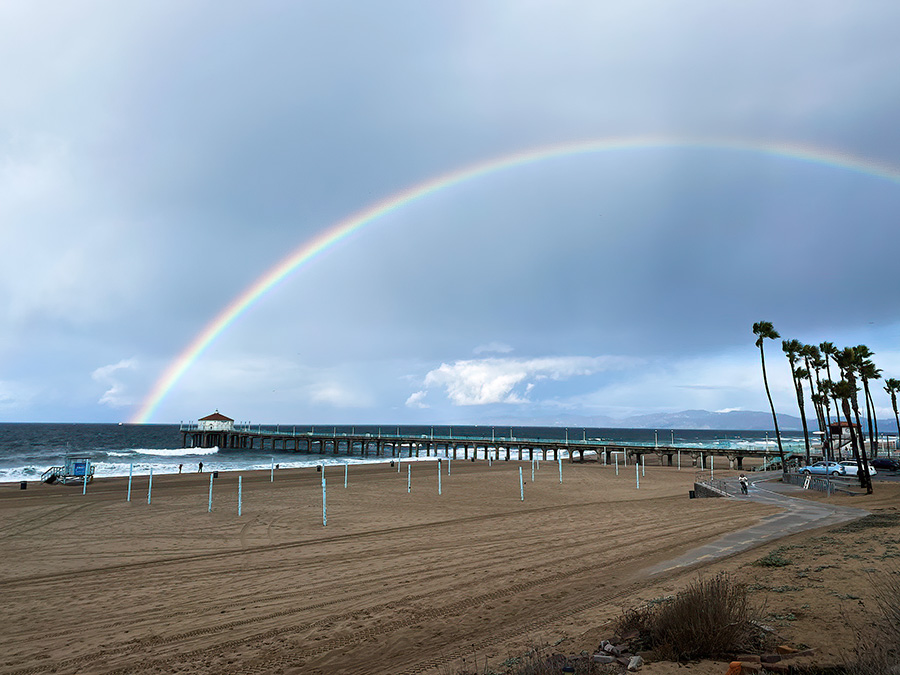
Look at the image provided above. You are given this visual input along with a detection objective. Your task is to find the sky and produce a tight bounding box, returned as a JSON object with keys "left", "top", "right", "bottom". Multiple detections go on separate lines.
{"left": 2, "top": 1, "right": 900, "bottom": 426}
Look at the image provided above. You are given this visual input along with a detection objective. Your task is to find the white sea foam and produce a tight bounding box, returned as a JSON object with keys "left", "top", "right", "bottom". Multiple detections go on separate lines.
{"left": 133, "top": 447, "right": 220, "bottom": 457}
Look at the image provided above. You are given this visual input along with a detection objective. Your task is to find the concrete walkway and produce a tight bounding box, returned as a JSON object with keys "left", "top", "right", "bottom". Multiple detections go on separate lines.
{"left": 645, "top": 473, "right": 869, "bottom": 577}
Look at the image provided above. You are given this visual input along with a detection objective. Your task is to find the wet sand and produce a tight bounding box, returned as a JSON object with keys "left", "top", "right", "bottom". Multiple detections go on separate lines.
{"left": 0, "top": 460, "right": 798, "bottom": 674}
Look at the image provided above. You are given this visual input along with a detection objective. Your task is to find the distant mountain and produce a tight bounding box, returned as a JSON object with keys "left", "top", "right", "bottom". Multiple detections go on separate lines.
{"left": 614, "top": 409, "right": 807, "bottom": 431}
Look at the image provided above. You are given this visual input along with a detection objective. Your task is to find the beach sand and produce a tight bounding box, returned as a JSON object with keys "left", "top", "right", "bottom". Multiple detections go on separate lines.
{"left": 0, "top": 460, "right": 894, "bottom": 674}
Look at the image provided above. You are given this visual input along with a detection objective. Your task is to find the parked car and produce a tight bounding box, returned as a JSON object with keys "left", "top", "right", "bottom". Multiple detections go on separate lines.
{"left": 870, "top": 457, "right": 900, "bottom": 472}
{"left": 800, "top": 461, "right": 845, "bottom": 476}
{"left": 838, "top": 461, "right": 877, "bottom": 477}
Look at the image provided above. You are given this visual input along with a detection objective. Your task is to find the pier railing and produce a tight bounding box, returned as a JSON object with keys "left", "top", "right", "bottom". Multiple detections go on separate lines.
{"left": 177, "top": 423, "right": 814, "bottom": 453}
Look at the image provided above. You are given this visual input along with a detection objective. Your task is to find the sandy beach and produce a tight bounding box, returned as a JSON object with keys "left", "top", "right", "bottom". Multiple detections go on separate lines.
{"left": 1, "top": 460, "right": 896, "bottom": 674}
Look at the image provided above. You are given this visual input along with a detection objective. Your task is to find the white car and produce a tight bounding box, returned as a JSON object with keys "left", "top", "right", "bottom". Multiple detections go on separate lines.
{"left": 838, "top": 461, "right": 877, "bottom": 477}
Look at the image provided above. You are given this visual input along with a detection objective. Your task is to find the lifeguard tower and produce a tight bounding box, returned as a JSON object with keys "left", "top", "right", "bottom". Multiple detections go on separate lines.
{"left": 183, "top": 411, "right": 236, "bottom": 449}
{"left": 41, "top": 457, "right": 95, "bottom": 485}
{"left": 828, "top": 421, "right": 864, "bottom": 460}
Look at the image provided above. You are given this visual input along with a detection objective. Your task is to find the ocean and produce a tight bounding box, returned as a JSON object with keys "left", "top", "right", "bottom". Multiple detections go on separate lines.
{"left": 0, "top": 423, "right": 808, "bottom": 484}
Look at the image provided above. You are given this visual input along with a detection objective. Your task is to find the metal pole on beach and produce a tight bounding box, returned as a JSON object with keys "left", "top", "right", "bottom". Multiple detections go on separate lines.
{"left": 127, "top": 463, "right": 133, "bottom": 502}
{"left": 208, "top": 473, "right": 213, "bottom": 512}
{"left": 344, "top": 463, "right": 348, "bottom": 488}
{"left": 519, "top": 467, "right": 524, "bottom": 501}
{"left": 678, "top": 450, "right": 681, "bottom": 470}
{"left": 558, "top": 457, "right": 562, "bottom": 483}
{"left": 642, "top": 455, "right": 645, "bottom": 477}
{"left": 438, "top": 461, "right": 442, "bottom": 495}
{"left": 532, "top": 459, "right": 535, "bottom": 483}
{"left": 83, "top": 462, "right": 88, "bottom": 495}
{"left": 615, "top": 454, "right": 619, "bottom": 476}
{"left": 322, "top": 473, "right": 326, "bottom": 526}
{"left": 636, "top": 460, "right": 640, "bottom": 489}
{"left": 148, "top": 467, "right": 153, "bottom": 505}
{"left": 407, "top": 464, "right": 411, "bottom": 493}
{"left": 238, "top": 475, "right": 242, "bottom": 517}
{"left": 271, "top": 457, "right": 274, "bottom": 482}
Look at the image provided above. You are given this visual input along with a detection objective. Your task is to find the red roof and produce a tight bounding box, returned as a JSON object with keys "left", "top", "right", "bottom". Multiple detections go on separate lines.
{"left": 199, "top": 411, "right": 234, "bottom": 422}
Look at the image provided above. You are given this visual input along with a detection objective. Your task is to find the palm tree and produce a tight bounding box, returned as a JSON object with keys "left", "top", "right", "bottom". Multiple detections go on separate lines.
{"left": 754, "top": 322, "right": 786, "bottom": 476}
{"left": 803, "top": 345, "right": 827, "bottom": 444}
{"left": 884, "top": 378, "right": 900, "bottom": 450}
{"left": 857, "top": 355, "right": 882, "bottom": 456}
{"left": 832, "top": 378, "right": 871, "bottom": 493}
{"left": 820, "top": 342, "right": 841, "bottom": 454}
{"left": 818, "top": 378, "right": 836, "bottom": 459}
{"left": 783, "top": 339, "right": 812, "bottom": 464}
{"left": 835, "top": 347, "right": 873, "bottom": 493}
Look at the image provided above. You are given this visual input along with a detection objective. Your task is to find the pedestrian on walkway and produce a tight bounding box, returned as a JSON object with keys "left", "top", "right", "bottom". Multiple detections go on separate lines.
{"left": 739, "top": 474, "right": 749, "bottom": 495}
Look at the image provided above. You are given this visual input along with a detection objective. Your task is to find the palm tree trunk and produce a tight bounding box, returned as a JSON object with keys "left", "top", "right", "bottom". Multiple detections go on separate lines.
{"left": 865, "top": 384, "right": 879, "bottom": 456}
{"left": 841, "top": 398, "right": 866, "bottom": 490}
{"left": 760, "top": 345, "right": 786, "bottom": 476}
{"left": 849, "top": 380, "right": 874, "bottom": 494}
{"left": 795, "top": 379, "right": 811, "bottom": 464}
{"left": 892, "top": 394, "right": 900, "bottom": 453}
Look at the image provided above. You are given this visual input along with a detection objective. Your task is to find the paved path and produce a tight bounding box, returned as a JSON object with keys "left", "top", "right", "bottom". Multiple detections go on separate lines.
{"left": 645, "top": 474, "right": 869, "bottom": 577}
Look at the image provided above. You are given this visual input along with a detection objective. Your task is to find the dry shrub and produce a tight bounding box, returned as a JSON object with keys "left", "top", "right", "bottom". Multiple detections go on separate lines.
{"left": 614, "top": 573, "right": 767, "bottom": 661}
{"left": 847, "top": 568, "right": 900, "bottom": 675}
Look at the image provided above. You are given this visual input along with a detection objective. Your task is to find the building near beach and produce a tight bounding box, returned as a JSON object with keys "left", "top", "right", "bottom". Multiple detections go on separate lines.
{"left": 198, "top": 411, "right": 234, "bottom": 431}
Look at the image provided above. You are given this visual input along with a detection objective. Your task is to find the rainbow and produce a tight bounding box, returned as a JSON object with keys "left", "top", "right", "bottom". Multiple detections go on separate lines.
{"left": 130, "top": 135, "right": 900, "bottom": 423}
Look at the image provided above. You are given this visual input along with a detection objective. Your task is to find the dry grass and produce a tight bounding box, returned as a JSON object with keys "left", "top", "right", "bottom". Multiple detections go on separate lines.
{"left": 846, "top": 567, "right": 900, "bottom": 675}
{"left": 445, "top": 643, "right": 601, "bottom": 675}
{"left": 614, "top": 573, "right": 769, "bottom": 661}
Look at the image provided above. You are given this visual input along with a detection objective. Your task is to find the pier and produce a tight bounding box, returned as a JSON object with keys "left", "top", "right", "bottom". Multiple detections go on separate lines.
{"left": 180, "top": 422, "right": 803, "bottom": 470}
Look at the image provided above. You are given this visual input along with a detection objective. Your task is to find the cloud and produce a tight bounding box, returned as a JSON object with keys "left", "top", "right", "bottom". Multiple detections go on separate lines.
{"left": 405, "top": 390, "right": 429, "bottom": 409}
{"left": 474, "top": 342, "right": 514, "bottom": 355}
{"left": 92, "top": 358, "right": 138, "bottom": 407}
{"left": 420, "top": 356, "right": 635, "bottom": 406}
{"left": 308, "top": 382, "right": 373, "bottom": 408}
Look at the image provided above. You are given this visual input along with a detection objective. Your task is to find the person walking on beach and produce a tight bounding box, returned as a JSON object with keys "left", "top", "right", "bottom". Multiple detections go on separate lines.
{"left": 198, "top": 461, "right": 203, "bottom": 473}
{"left": 178, "top": 463, "right": 183, "bottom": 474}
{"left": 739, "top": 473, "right": 749, "bottom": 495}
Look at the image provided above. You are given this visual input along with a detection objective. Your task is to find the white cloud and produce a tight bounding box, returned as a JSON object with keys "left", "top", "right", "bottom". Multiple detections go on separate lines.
{"left": 308, "top": 381, "right": 372, "bottom": 408}
{"left": 405, "top": 390, "right": 429, "bottom": 408}
{"left": 92, "top": 358, "right": 138, "bottom": 407}
{"left": 473, "top": 342, "right": 514, "bottom": 355}
{"left": 421, "top": 355, "right": 635, "bottom": 406}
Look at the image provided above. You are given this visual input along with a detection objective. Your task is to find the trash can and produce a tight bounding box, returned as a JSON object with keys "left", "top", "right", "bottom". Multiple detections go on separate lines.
{"left": 212, "top": 471, "right": 219, "bottom": 478}
{"left": 20, "top": 481, "right": 27, "bottom": 490}
{"left": 689, "top": 490, "right": 696, "bottom": 499}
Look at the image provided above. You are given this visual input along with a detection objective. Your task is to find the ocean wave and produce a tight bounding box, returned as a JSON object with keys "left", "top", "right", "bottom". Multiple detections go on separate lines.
{"left": 134, "top": 447, "right": 220, "bottom": 457}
